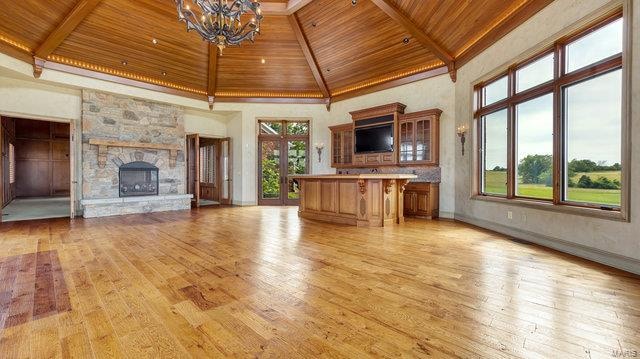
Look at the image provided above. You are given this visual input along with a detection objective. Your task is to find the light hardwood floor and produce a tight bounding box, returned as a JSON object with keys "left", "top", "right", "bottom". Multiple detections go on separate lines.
{"left": 0, "top": 206, "right": 639, "bottom": 358}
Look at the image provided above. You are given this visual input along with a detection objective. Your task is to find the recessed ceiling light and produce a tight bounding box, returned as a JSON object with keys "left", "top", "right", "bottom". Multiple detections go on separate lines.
{"left": 351, "top": 0, "right": 357, "bottom": 6}
{"left": 403, "top": 37, "right": 410, "bottom": 45}
{"left": 152, "top": 38, "right": 158, "bottom": 45}
{"left": 121, "top": 60, "right": 128, "bottom": 65}
{"left": 261, "top": 58, "right": 266, "bottom": 64}
{"left": 311, "top": 22, "right": 317, "bottom": 27}
{"left": 162, "top": 71, "right": 167, "bottom": 76}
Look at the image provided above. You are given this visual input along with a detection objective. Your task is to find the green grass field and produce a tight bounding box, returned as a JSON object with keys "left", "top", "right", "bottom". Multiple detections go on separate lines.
{"left": 484, "top": 170, "right": 621, "bottom": 206}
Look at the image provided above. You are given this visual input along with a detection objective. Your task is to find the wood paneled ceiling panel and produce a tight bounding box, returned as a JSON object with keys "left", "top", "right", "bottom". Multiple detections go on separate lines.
{"left": 53, "top": 0, "right": 209, "bottom": 92}
{"left": 391, "top": 0, "right": 553, "bottom": 60}
{"left": 216, "top": 15, "right": 321, "bottom": 95}
{"left": 0, "top": 0, "right": 78, "bottom": 50}
{"left": 296, "top": 0, "right": 439, "bottom": 92}
{"left": 0, "top": 0, "right": 554, "bottom": 102}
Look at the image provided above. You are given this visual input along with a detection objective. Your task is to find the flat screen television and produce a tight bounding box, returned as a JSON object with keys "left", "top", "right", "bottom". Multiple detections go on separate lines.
{"left": 355, "top": 124, "right": 394, "bottom": 153}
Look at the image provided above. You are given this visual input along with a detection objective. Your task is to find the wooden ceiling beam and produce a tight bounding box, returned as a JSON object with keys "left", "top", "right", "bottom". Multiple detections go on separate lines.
{"left": 370, "top": 0, "right": 457, "bottom": 82}
{"left": 35, "top": 0, "right": 103, "bottom": 59}
{"left": 288, "top": 13, "right": 331, "bottom": 107}
{"left": 207, "top": 44, "right": 218, "bottom": 110}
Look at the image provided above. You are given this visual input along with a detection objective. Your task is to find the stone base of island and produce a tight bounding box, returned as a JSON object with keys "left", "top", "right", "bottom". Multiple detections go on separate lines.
{"left": 291, "top": 174, "right": 418, "bottom": 227}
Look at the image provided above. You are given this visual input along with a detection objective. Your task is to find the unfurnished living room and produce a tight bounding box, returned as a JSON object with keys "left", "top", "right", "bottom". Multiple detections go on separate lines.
{"left": 0, "top": 0, "right": 639, "bottom": 357}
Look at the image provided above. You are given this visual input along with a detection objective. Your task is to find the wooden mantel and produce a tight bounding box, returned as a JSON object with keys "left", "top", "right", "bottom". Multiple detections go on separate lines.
{"left": 88, "top": 139, "right": 181, "bottom": 168}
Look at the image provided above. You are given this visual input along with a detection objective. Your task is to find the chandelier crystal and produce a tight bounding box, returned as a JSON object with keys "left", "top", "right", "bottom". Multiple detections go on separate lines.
{"left": 175, "top": 0, "right": 263, "bottom": 54}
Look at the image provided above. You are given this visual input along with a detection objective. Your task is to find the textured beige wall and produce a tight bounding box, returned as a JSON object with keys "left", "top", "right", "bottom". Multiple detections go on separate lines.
{"left": 454, "top": 0, "right": 640, "bottom": 264}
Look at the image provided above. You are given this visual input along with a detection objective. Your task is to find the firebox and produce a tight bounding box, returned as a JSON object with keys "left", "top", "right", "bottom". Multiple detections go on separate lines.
{"left": 119, "top": 161, "right": 159, "bottom": 197}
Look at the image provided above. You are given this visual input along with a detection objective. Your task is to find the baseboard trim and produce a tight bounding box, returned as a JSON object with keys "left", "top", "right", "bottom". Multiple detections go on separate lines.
{"left": 232, "top": 201, "right": 257, "bottom": 207}
{"left": 454, "top": 213, "right": 640, "bottom": 276}
{"left": 439, "top": 211, "right": 455, "bottom": 219}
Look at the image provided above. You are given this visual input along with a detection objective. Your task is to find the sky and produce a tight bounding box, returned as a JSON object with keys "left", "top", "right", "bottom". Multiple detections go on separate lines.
{"left": 483, "top": 19, "right": 623, "bottom": 170}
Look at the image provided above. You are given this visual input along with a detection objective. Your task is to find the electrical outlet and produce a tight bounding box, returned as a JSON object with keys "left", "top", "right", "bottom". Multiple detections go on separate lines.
{"left": 522, "top": 214, "right": 527, "bottom": 223}
{"left": 507, "top": 211, "right": 513, "bottom": 220}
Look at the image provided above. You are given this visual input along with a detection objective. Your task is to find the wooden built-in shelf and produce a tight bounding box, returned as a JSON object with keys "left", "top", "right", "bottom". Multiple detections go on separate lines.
{"left": 88, "top": 139, "right": 180, "bottom": 168}
{"left": 330, "top": 102, "right": 441, "bottom": 168}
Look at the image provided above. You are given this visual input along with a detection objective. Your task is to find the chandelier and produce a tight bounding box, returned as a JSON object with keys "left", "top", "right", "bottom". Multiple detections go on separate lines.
{"left": 175, "top": 0, "right": 263, "bottom": 54}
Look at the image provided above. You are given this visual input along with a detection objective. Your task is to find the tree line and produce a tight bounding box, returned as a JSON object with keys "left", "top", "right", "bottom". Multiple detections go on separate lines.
{"left": 491, "top": 155, "right": 621, "bottom": 190}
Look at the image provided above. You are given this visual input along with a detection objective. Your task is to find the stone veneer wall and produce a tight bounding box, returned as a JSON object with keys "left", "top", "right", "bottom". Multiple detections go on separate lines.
{"left": 81, "top": 90, "right": 190, "bottom": 217}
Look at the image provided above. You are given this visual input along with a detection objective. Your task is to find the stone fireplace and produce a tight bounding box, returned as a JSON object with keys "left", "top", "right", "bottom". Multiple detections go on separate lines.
{"left": 80, "top": 90, "right": 191, "bottom": 218}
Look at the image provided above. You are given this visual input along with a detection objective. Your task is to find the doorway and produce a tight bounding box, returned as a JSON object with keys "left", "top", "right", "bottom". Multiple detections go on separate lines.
{"left": 0, "top": 117, "right": 75, "bottom": 222}
{"left": 258, "top": 120, "right": 310, "bottom": 206}
{"left": 186, "top": 135, "right": 232, "bottom": 207}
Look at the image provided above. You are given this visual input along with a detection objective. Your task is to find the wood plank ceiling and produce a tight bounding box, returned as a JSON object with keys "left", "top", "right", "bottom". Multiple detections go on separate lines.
{"left": 0, "top": 0, "right": 553, "bottom": 106}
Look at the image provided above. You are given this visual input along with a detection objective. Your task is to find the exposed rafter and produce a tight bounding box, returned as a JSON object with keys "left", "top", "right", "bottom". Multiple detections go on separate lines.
{"left": 207, "top": 43, "right": 218, "bottom": 110}
{"left": 288, "top": 13, "right": 331, "bottom": 109}
{"left": 370, "top": 0, "right": 457, "bottom": 82}
{"left": 32, "top": 0, "right": 104, "bottom": 78}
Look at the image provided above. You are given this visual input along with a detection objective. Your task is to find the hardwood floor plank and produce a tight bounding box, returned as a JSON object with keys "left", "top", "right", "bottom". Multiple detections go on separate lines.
{"left": 0, "top": 206, "right": 639, "bottom": 358}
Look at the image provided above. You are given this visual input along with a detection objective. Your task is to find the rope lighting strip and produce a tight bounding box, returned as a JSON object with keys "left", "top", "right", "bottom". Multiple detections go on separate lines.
{"left": 48, "top": 55, "right": 208, "bottom": 95}
{"left": 0, "top": 33, "right": 32, "bottom": 52}
{"left": 331, "top": 60, "right": 445, "bottom": 97}
{"left": 215, "top": 90, "right": 323, "bottom": 98}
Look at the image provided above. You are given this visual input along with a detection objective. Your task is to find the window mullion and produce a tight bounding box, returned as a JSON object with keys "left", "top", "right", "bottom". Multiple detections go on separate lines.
{"left": 506, "top": 68, "right": 516, "bottom": 199}
{"left": 552, "top": 42, "right": 563, "bottom": 205}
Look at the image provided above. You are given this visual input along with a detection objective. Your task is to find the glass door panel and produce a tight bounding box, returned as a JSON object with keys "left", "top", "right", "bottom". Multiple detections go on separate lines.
{"left": 400, "top": 122, "right": 413, "bottom": 162}
{"left": 260, "top": 140, "right": 282, "bottom": 203}
{"left": 416, "top": 119, "right": 431, "bottom": 162}
{"left": 286, "top": 140, "right": 307, "bottom": 205}
{"left": 219, "top": 138, "right": 232, "bottom": 205}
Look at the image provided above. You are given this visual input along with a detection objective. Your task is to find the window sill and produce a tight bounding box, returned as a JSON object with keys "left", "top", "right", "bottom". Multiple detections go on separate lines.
{"left": 470, "top": 195, "right": 628, "bottom": 222}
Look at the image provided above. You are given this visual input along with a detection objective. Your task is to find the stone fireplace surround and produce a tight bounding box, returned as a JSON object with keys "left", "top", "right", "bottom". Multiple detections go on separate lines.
{"left": 80, "top": 90, "right": 191, "bottom": 218}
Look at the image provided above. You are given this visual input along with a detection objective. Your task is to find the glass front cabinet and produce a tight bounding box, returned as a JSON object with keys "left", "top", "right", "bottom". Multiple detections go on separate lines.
{"left": 398, "top": 109, "right": 441, "bottom": 166}
{"left": 329, "top": 123, "right": 353, "bottom": 168}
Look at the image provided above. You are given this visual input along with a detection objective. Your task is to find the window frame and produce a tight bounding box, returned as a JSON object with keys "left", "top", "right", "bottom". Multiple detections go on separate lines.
{"left": 473, "top": 9, "right": 628, "bottom": 220}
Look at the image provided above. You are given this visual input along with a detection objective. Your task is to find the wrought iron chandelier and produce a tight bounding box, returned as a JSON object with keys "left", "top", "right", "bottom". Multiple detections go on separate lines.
{"left": 175, "top": 0, "right": 263, "bottom": 54}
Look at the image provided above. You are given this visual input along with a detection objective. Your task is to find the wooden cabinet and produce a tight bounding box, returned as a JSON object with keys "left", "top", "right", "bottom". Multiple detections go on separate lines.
{"left": 398, "top": 109, "right": 441, "bottom": 166}
{"left": 403, "top": 182, "right": 439, "bottom": 219}
{"left": 330, "top": 124, "right": 353, "bottom": 167}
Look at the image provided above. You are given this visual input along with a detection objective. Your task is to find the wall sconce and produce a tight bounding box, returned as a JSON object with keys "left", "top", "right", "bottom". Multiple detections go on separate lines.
{"left": 456, "top": 124, "right": 468, "bottom": 156}
{"left": 314, "top": 143, "right": 325, "bottom": 162}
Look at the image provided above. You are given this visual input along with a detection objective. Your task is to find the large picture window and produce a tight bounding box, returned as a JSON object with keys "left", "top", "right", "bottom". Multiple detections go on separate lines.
{"left": 475, "top": 11, "right": 625, "bottom": 215}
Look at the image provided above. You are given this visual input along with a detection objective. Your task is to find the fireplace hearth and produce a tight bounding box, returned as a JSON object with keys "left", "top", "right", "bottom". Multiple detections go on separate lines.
{"left": 119, "top": 161, "right": 159, "bottom": 197}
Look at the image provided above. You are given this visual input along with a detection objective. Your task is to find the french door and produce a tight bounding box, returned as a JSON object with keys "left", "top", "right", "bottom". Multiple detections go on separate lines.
{"left": 186, "top": 134, "right": 232, "bottom": 207}
{"left": 258, "top": 120, "right": 309, "bottom": 206}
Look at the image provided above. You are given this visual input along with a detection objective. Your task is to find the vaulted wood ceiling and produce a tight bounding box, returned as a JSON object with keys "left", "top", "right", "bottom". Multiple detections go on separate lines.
{"left": 0, "top": 0, "right": 553, "bottom": 105}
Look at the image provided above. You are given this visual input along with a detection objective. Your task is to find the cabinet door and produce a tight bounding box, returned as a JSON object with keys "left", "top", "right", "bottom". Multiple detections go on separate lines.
{"left": 404, "top": 191, "right": 418, "bottom": 214}
{"left": 415, "top": 118, "right": 432, "bottom": 162}
{"left": 331, "top": 131, "right": 341, "bottom": 166}
{"left": 342, "top": 130, "right": 353, "bottom": 164}
{"left": 399, "top": 121, "right": 414, "bottom": 163}
{"left": 416, "top": 191, "right": 430, "bottom": 215}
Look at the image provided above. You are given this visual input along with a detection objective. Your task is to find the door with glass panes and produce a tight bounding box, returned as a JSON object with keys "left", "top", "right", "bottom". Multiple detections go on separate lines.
{"left": 258, "top": 120, "right": 309, "bottom": 205}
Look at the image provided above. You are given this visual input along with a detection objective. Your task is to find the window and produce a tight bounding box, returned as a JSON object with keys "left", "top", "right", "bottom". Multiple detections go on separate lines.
{"left": 9, "top": 143, "right": 15, "bottom": 184}
{"left": 481, "top": 109, "right": 508, "bottom": 196}
{"left": 475, "top": 11, "right": 625, "bottom": 215}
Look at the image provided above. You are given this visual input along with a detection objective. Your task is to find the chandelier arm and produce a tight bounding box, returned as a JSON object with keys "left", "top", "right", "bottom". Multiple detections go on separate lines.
{"left": 175, "top": 0, "right": 262, "bottom": 52}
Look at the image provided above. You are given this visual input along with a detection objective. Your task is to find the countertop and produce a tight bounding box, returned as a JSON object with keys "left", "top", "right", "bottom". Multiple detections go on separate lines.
{"left": 290, "top": 174, "right": 418, "bottom": 180}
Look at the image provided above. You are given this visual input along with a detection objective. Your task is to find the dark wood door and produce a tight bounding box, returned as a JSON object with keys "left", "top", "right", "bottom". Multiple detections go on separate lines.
{"left": 14, "top": 119, "right": 69, "bottom": 198}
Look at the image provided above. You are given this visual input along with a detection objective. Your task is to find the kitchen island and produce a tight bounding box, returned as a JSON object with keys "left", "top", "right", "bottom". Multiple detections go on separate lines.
{"left": 290, "top": 174, "right": 417, "bottom": 227}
